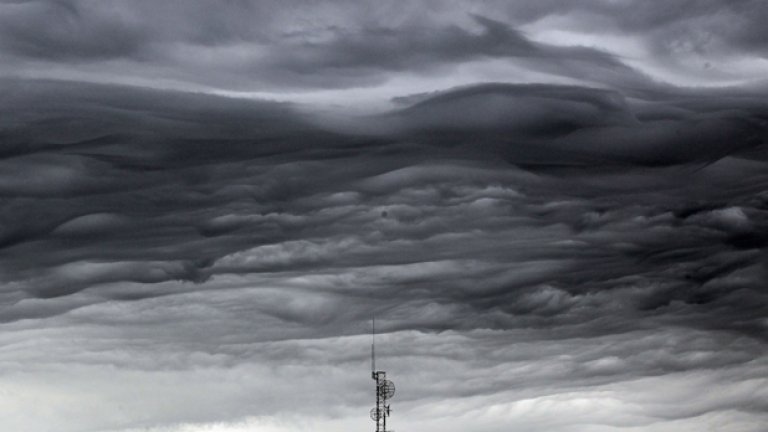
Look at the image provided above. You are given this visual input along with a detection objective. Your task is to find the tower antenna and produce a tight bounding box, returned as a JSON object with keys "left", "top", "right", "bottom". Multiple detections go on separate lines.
{"left": 371, "top": 315, "right": 376, "bottom": 376}
{"left": 369, "top": 316, "right": 395, "bottom": 432}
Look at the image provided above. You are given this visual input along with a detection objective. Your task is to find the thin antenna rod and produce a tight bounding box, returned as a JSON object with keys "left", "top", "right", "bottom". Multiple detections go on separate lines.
{"left": 371, "top": 315, "right": 376, "bottom": 374}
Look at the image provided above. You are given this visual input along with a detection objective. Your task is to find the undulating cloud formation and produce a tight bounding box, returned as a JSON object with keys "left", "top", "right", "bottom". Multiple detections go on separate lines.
{"left": 1, "top": 1, "right": 767, "bottom": 432}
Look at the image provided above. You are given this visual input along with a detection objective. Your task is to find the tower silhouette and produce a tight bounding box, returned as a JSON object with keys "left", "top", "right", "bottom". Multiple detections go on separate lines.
{"left": 370, "top": 316, "right": 395, "bottom": 432}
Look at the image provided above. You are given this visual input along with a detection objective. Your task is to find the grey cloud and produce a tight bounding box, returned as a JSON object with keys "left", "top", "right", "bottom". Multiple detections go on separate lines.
{"left": 1, "top": 3, "right": 767, "bottom": 431}
{"left": 376, "top": 83, "right": 768, "bottom": 167}
{"left": 0, "top": 0, "right": 268, "bottom": 61}
{"left": 0, "top": 0, "right": 147, "bottom": 61}
{"left": 1, "top": 76, "right": 767, "bottom": 432}
{"left": 481, "top": 0, "right": 768, "bottom": 59}
{"left": 0, "top": 1, "right": 662, "bottom": 92}
{"left": 259, "top": 14, "right": 648, "bottom": 90}
{"left": 2, "top": 79, "right": 767, "bottom": 314}
{"left": 580, "top": 0, "right": 768, "bottom": 58}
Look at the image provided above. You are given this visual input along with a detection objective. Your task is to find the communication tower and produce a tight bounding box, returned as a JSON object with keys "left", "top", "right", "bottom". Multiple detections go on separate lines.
{"left": 370, "top": 316, "right": 395, "bottom": 432}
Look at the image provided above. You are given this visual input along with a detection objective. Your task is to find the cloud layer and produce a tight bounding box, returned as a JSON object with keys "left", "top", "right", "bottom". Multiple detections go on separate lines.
{"left": 1, "top": 2, "right": 767, "bottom": 432}
{"left": 1, "top": 77, "right": 767, "bottom": 431}
{"left": 2, "top": 0, "right": 767, "bottom": 102}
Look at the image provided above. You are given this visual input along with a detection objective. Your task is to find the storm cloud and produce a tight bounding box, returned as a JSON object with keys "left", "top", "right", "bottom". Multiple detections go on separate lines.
{"left": 2, "top": 0, "right": 767, "bottom": 98}
{"left": 1, "top": 2, "right": 767, "bottom": 432}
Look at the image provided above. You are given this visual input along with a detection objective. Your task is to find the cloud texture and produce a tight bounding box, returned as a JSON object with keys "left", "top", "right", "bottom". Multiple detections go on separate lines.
{"left": 0, "top": 1, "right": 767, "bottom": 432}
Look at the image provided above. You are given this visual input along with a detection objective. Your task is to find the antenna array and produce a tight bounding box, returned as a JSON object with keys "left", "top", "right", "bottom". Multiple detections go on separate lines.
{"left": 370, "top": 316, "right": 395, "bottom": 432}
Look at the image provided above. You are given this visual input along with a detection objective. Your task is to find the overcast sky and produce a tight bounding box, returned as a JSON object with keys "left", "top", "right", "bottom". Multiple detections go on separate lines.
{"left": 1, "top": 1, "right": 767, "bottom": 432}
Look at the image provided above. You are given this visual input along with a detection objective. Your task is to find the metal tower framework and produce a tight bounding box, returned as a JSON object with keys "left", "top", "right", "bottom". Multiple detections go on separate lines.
{"left": 370, "top": 317, "right": 395, "bottom": 432}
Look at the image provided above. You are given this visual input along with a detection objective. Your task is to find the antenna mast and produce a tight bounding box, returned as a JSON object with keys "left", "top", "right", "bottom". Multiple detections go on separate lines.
{"left": 371, "top": 315, "right": 376, "bottom": 376}
{"left": 369, "top": 317, "right": 395, "bottom": 432}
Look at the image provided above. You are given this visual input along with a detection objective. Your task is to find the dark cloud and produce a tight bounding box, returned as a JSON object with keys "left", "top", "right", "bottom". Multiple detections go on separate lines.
{"left": 0, "top": 1, "right": 693, "bottom": 92}
{"left": 1, "top": 78, "right": 766, "bottom": 322}
{"left": 565, "top": 0, "right": 768, "bottom": 58}
{"left": 255, "top": 14, "right": 655, "bottom": 91}
{"left": 372, "top": 83, "right": 768, "bottom": 167}
{"left": 1, "top": 2, "right": 768, "bottom": 431}
{"left": 0, "top": 0, "right": 147, "bottom": 61}
{"left": 466, "top": 0, "right": 768, "bottom": 59}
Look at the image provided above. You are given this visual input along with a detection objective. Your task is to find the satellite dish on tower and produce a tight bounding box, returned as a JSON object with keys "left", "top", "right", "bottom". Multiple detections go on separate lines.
{"left": 370, "top": 407, "right": 382, "bottom": 421}
{"left": 378, "top": 380, "right": 395, "bottom": 399}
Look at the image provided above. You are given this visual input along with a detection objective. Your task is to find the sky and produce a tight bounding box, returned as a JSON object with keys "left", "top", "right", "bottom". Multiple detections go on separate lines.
{"left": 1, "top": 1, "right": 768, "bottom": 431}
